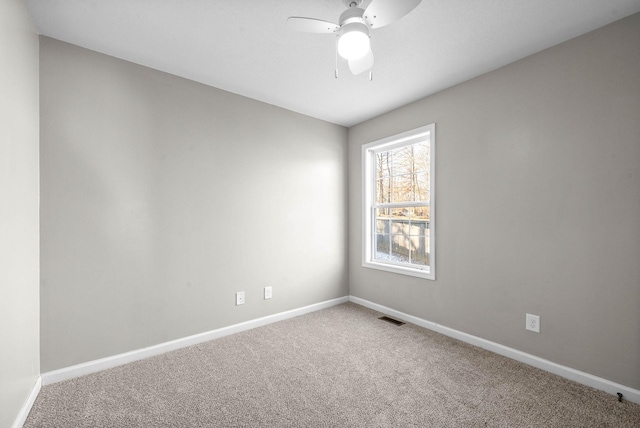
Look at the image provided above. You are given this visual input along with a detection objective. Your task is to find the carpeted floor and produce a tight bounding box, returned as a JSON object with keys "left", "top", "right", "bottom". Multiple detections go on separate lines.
{"left": 25, "top": 303, "right": 640, "bottom": 427}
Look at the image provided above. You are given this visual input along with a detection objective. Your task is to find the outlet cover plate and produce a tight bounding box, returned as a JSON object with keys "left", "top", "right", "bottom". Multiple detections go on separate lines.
{"left": 264, "top": 286, "right": 272, "bottom": 300}
{"left": 526, "top": 313, "right": 540, "bottom": 333}
{"left": 236, "top": 291, "right": 245, "bottom": 306}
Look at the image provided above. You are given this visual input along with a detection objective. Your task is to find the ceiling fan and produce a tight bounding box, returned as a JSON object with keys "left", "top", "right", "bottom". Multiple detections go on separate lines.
{"left": 287, "top": 0, "right": 422, "bottom": 78}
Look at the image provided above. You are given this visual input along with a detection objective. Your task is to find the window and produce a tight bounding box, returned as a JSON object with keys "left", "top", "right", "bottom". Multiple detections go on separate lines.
{"left": 362, "top": 124, "right": 435, "bottom": 280}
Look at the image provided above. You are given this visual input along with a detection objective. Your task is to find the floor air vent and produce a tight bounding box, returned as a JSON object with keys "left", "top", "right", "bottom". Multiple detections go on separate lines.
{"left": 378, "top": 316, "right": 405, "bottom": 326}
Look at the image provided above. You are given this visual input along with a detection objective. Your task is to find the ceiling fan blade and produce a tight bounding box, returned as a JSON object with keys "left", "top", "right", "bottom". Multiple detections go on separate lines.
{"left": 286, "top": 17, "right": 340, "bottom": 34}
{"left": 348, "top": 50, "right": 374, "bottom": 75}
{"left": 363, "top": 0, "right": 421, "bottom": 29}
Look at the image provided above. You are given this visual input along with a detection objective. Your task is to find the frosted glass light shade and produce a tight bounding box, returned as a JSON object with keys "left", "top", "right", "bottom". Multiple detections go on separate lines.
{"left": 338, "top": 24, "right": 370, "bottom": 60}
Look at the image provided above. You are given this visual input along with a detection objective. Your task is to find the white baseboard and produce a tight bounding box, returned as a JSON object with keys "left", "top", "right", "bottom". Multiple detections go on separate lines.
{"left": 36, "top": 294, "right": 640, "bottom": 405}
{"left": 42, "top": 296, "right": 349, "bottom": 386}
{"left": 349, "top": 295, "right": 640, "bottom": 405}
{"left": 12, "top": 376, "right": 41, "bottom": 428}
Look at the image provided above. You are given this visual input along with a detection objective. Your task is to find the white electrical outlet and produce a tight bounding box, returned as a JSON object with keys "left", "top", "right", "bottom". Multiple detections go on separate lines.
{"left": 264, "top": 286, "right": 272, "bottom": 300}
{"left": 526, "top": 313, "right": 540, "bottom": 333}
{"left": 236, "top": 291, "right": 245, "bottom": 306}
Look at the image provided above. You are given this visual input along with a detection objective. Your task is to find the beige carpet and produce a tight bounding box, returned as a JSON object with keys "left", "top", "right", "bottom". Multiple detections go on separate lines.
{"left": 25, "top": 303, "right": 640, "bottom": 427}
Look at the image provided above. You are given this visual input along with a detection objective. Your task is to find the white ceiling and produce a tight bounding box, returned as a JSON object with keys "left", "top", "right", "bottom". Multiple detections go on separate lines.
{"left": 26, "top": 0, "right": 640, "bottom": 127}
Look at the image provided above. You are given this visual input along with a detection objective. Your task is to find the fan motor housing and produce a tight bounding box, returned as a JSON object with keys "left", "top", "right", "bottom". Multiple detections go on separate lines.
{"left": 339, "top": 6, "right": 366, "bottom": 26}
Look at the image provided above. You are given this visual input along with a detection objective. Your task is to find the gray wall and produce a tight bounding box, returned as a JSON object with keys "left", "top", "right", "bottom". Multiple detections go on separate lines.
{"left": 349, "top": 13, "right": 640, "bottom": 389}
{"left": 40, "top": 38, "right": 348, "bottom": 372}
{"left": 0, "top": 0, "right": 40, "bottom": 426}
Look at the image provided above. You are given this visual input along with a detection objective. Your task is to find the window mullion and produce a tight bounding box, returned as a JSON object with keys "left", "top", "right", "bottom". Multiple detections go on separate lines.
{"left": 374, "top": 202, "right": 430, "bottom": 209}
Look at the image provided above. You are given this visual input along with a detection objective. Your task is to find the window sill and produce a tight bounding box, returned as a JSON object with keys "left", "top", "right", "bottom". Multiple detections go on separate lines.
{"left": 362, "top": 260, "right": 435, "bottom": 280}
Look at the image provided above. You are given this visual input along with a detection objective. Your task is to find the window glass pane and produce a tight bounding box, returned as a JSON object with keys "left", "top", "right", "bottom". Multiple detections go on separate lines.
{"left": 391, "top": 145, "right": 412, "bottom": 169}
{"left": 410, "top": 234, "right": 429, "bottom": 266}
{"left": 408, "top": 219, "right": 427, "bottom": 236}
{"left": 412, "top": 172, "right": 429, "bottom": 201}
{"left": 376, "top": 177, "right": 390, "bottom": 204}
{"left": 416, "top": 205, "right": 430, "bottom": 220}
{"left": 375, "top": 234, "right": 390, "bottom": 260}
{"left": 375, "top": 207, "right": 391, "bottom": 219}
{"left": 390, "top": 208, "right": 408, "bottom": 235}
{"left": 412, "top": 142, "right": 429, "bottom": 172}
{"left": 391, "top": 235, "right": 411, "bottom": 263}
{"left": 376, "top": 152, "right": 392, "bottom": 178}
{"left": 375, "top": 211, "right": 389, "bottom": 234}
{"left": 392, "top": 173, "right": 412, "bottom": 203}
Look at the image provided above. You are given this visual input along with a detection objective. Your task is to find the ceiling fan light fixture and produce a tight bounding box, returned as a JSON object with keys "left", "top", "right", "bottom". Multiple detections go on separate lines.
{"left": 337, "top": 22, "right": 370, "bottom": 60}
{"left": 287, "top": 0, "right": 422, "bottom": 74}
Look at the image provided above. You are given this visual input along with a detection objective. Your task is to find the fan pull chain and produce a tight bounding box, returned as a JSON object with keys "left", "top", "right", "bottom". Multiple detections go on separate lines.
{"left": 335, "top": 35, "right": 339, "bottom": 78}
{"left": 368, "top": 36, "right": 373, "bottom": 81}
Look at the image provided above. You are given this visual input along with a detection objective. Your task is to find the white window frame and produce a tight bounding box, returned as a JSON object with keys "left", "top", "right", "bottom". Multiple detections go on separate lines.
{"left": 362, "top": 124, "right": 436, "bottom": 280}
